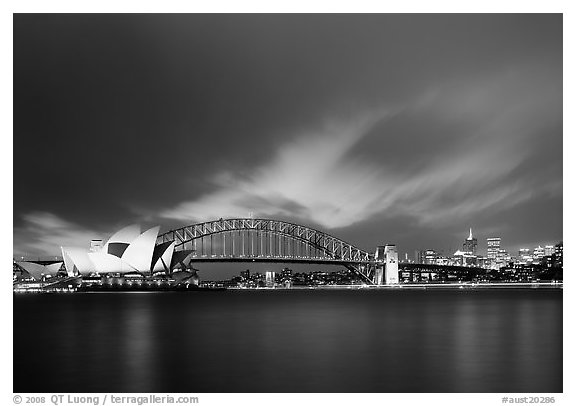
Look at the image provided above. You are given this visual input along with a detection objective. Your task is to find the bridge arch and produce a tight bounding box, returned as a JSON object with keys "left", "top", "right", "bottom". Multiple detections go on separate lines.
{"left": 157, "top": 218, "right": 373, "bottom": 263}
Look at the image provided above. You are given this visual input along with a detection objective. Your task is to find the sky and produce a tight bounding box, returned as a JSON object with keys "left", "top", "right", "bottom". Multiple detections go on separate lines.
{"left": 13, "top": 14, "right": 563, "bottom": 275}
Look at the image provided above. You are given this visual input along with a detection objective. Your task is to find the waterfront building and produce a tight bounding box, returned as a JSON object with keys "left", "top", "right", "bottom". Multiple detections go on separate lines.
{"left": 240, "top": 269, "right": 250, "bottom": 280}
{"left": 423, "top": 249, "right": 437, "bottom": 265}
{"left": 452, "top": 250, "right": 477, "bottom": 266}
{"left": 60, "top": 225, "right": 190, "bottom": 276}
{"left": 434, "top": 256, "right": 450, "bottom": 266}
{"left": 279, "top": 268, "right": 293, "bottom": 285}
{"left": 265, "top": 271, "right": 276, "bottom": 288}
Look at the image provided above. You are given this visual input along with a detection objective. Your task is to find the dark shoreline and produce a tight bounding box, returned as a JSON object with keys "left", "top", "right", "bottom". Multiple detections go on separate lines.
{"left": 13, "top": 282, "right": 562, "bottom": 293}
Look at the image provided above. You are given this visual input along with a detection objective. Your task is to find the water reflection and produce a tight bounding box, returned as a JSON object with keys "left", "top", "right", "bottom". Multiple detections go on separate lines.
{"left": 14, "top": 289, "right": 562, "bottom": 393}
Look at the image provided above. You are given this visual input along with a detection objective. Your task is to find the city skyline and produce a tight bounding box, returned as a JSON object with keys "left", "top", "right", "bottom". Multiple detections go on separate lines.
{"left": 14, "top": 14, "right": 562, "bottom": 266}
{"left": 13, "top": 222, "right": 562, "bottom": 260}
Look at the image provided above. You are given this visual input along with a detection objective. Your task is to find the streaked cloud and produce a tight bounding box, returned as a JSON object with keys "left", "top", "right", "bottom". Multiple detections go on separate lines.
{"left": 160, "top": 110, "right": 390, "bottom": 227}
{"left": 160, "top": 67, "right": 560, "bottom": 232}
{"left": 13, "top": 212, "right": 104, "bottom": 257}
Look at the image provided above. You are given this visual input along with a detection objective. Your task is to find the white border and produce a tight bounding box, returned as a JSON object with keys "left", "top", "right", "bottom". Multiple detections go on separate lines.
{"left": 3, "top": 2, "right": 572, "bottom": 405}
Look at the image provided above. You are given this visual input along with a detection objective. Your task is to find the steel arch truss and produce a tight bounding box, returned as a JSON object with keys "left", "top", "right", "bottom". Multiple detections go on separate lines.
{"left": 157, "top": 218, "right": 374, "bottom": 276}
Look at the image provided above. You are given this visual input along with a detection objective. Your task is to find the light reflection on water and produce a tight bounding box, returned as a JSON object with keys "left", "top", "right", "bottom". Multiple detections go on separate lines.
{"left": 14, "top": 289, "right": 562, "bottom": 392}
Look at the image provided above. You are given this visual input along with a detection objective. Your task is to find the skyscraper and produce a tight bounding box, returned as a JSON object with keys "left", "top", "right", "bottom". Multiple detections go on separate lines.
{"left": 487, "top": 237, "right": 501, "bottom": 260}
{"left": 463, "top": 228, "right": 477, "bottom": 255}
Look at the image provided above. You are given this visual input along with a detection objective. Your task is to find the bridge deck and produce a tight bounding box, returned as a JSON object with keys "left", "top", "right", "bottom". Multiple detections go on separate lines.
{"left": 186, "top": 255, "right": 369, "bottom": 265}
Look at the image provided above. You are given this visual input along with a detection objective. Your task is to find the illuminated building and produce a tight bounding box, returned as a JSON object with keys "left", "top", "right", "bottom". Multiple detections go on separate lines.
{"left": 452, "top": 250, "right": 476, "bottom": 266}
{"left": 533, "top": 246, "right": 545, "bottom": 260}
{"left": 554, "top": 242, "right": 563, "bottom": 267}
{"left": 424, "top": 249, "right": 437, "bottom": 265}
{"left": 518, "top": 248, "right": 532, "bottom": 264}
{"left": 463, "top": 228, "right": 477, "bottom": 255}
{"left": 61, "top": 225, "right": 186, "bottom": 276}
{"left": 487, "top": 237, "right": 501, "bottom": 260}
{"left": 265, "top": 271, "right": 276, "bottom": 288}
{"left": 487, "top": 237, "right": 508, "bottom": 269}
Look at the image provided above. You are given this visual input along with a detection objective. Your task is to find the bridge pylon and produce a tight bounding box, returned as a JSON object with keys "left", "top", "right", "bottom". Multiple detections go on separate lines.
{"left": 374, "top": 244, "right": 399, "bottom": 285}
{"left": 384, "top": 244, "right": 399, "bottom": 284}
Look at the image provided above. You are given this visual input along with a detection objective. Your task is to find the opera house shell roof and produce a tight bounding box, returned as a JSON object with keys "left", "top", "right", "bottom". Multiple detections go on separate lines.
{"left": 61, "top": 225, "right": 186, "bottom": 276}
{"left": 14, "top": 261, "right": 64, "bottom": 281}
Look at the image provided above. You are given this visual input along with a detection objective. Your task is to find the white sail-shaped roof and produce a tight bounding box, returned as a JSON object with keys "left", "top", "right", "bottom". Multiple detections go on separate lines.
{"left": 102, "top": 224, "right": 142, "bottom": 253}
{"left": 45, "top": 262, "right": 64, "bottom": 274}
{"left": 16, "top": 261, "right": 62, "bottom": 280}
{"left": 87, "top": 252, "right": 138, "bottom": 274}
{"left": 61, "top": 247, "right": 77, "bottom": 276}
{"left": 152, "top": 241, "right": 175, "bottom": 272}
{"left": 61, "top": 247, "right": 94, "bottom": 275}
{"left": 17, "top": 262, "right": 45, "bottom": 280}
{"left": 121, "top": 226, "right": 160, "bottom": 273}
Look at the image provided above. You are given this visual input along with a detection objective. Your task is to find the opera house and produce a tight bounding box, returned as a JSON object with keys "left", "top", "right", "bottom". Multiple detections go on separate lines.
{"left": 60, "top": 224, "right": 193, "bottom": 277}
{"left": 15, "top": 225, "right": 194, "bottom": 282}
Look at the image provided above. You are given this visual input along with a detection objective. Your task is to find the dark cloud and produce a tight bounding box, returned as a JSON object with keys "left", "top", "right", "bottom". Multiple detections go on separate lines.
{"left": 14, "top": 14, "right": 562, "bottom": 264}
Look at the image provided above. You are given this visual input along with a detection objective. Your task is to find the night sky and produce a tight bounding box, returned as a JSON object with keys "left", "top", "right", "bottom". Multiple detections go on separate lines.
{"left": 13, "top": 14, "right": 562, "bottom": 275}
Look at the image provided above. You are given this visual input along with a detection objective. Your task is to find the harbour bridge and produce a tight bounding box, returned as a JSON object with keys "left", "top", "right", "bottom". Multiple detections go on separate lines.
{"left": 156, "top": 218, "right": 398, "bottom": 285}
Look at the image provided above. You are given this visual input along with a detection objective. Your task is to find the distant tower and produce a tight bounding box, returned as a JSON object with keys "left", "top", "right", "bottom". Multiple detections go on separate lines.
{"left": 463, "top": 228, "right": 478, "bottom": 255}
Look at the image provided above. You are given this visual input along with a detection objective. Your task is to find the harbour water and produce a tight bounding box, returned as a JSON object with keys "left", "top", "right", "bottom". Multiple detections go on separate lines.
{"left": 13, "top": 288, "right": 562, "bottom": 393}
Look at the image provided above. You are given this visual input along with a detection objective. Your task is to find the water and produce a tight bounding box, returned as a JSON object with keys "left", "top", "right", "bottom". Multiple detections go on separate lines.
{"left": 13, "top": 288, "right": 562, "bottom": 393}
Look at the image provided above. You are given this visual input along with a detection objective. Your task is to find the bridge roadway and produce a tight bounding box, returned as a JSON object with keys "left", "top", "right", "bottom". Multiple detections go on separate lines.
{"left": 184, "top": 256, "right": 488, "bottom": 273}
{"left": 185, "top": 255, "right": 370, "bottom": 266}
